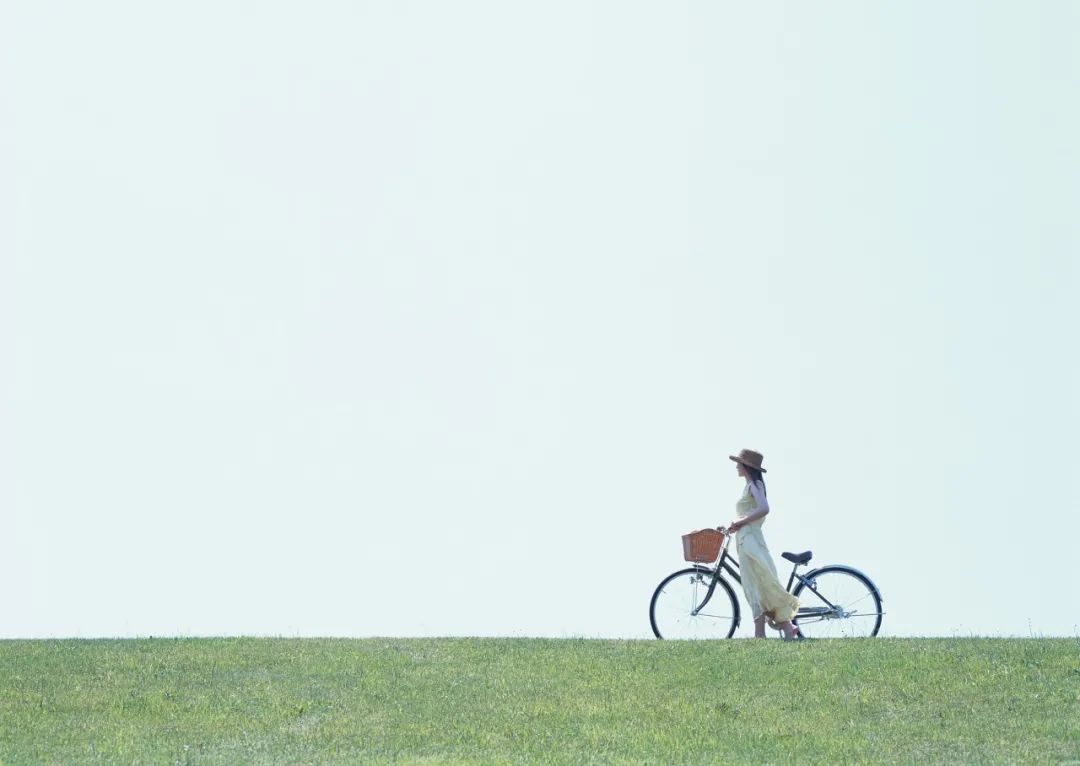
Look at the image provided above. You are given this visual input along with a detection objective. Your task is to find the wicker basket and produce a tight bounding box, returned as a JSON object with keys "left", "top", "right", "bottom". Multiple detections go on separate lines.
{"left": 682, "top": 528, "right": 724, "bottom": 563}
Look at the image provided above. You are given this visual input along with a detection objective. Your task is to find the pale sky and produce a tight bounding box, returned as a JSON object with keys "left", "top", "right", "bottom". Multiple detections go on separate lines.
{"left": 2, "top": 2, "right": 1077, "bottom": 639}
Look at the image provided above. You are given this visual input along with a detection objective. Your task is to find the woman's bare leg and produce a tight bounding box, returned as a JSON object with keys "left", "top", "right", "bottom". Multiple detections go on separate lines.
{"left": 753, "top": 616, "right": 767, "bottom": 638}
{"left": 777, "top": 620, "right": 797, "bottom": 639}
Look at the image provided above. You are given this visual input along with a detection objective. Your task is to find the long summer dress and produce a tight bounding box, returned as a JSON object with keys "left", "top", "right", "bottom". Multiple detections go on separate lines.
{"left": 735, "top": 481, "right": 800, "bottom": 626}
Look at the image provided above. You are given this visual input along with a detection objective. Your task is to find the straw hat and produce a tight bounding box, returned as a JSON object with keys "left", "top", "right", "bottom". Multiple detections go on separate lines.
{"left": 729, "top": 448, "right": 767, "bottom": 473}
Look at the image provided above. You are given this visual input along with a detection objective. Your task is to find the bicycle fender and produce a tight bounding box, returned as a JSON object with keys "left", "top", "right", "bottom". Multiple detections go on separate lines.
{"left": 694, "top": 565, "right": 741, "bottom": 630}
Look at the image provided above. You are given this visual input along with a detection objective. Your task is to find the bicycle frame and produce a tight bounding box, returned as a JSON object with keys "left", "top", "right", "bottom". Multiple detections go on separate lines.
{"left": 690, "top": 532, "right": 883, "bottom": 624}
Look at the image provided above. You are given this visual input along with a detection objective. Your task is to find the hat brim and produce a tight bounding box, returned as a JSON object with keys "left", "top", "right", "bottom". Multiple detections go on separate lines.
{"left": 729, "top": 455, "right": 766, "bottom": 473}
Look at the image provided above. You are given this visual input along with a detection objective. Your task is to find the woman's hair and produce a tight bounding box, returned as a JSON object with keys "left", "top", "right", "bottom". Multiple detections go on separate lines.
{"left": 745, "top": 466, "right": 767, "bottom": 496}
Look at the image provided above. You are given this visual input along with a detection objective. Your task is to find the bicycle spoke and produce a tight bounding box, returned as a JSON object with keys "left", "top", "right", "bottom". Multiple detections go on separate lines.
{"left": 837, "top": 590, "right": 875, "bottom": 610}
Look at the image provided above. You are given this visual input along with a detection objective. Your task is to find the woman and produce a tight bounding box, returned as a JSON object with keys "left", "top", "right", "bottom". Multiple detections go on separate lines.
{"left": 726, "top": 449, "right": 802, "bottom": 640}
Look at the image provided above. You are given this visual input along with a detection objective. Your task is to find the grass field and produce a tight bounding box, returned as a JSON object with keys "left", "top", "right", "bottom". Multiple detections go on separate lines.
{"left": 1, "top": 637, "right": 1077, "bottom": 764}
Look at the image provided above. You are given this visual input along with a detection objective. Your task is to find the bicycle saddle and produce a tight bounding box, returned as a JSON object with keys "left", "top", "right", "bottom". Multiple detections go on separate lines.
{"left": 781, "top": 550, "right": 813, "bottom": 565}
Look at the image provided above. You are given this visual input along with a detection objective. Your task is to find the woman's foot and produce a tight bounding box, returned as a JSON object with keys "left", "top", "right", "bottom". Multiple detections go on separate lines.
{"left": 777, "top": 620, "right": 798, "bottom": 640}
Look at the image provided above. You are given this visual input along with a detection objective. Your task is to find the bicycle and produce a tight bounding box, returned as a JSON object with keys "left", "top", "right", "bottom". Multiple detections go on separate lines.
{"left": 649, "top": 527, "right": 884, "bottom": 639}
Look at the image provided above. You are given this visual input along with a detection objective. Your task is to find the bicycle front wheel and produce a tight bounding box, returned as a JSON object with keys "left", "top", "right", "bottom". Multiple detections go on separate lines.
{"left": 650, "top": 567, "right": 740, "bottom": 639}
{"left": 792, "top": 566, "right": 882, "bottom": 638}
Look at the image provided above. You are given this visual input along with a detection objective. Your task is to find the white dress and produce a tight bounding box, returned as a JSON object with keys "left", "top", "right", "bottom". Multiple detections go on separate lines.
{"left": 734, "top": 480, "right": 800, "bottom": 625}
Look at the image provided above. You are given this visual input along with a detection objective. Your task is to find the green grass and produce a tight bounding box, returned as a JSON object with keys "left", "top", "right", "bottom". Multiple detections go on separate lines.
{"left": 1, "top": 637, "right": 1077, "bottom": 764}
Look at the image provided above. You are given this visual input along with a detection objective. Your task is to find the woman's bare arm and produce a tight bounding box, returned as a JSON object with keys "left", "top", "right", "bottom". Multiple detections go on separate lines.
{"left": 729, "top": 482, "right": 770, "bottom": 530}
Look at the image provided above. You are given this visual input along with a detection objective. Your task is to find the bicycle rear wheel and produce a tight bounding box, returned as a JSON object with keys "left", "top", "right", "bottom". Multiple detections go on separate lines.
{"left": 650, "top": 567, "right": 740, "bottom": 639}
{"left": 792, "top": 566, "right": 882, "bottom": 638}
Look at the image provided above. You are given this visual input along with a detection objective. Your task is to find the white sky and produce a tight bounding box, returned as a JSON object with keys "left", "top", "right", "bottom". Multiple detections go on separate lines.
{"left": 2, "top": 2, "right": 1077, "bottom": 639}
